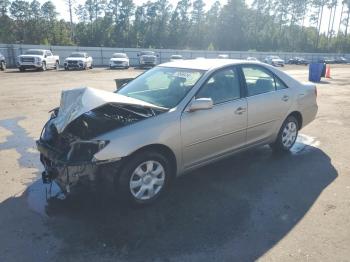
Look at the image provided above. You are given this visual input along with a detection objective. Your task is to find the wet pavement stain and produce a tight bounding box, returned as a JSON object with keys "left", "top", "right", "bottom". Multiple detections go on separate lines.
{"left": 0, "top": 117, "right": 40, "bottom": 169}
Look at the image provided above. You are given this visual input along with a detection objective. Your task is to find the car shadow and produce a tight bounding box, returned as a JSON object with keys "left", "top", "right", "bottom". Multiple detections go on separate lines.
{"left": 16, "top": 143, "right": 336, "bottom": 260}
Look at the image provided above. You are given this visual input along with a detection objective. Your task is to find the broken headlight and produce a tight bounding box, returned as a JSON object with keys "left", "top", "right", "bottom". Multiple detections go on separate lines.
{"left": 67, "top": 140, "right": 109, "bottom": 162}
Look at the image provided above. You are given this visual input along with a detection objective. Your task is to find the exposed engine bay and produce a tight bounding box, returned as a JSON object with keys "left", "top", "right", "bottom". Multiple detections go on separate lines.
{"left": 36, "top": 87, "right": 166, "bottom": 195}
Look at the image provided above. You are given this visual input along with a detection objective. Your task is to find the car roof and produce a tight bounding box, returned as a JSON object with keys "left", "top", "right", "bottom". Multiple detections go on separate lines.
{"left": 159, "top": 59, "right": 261, "bottom": 71}
{"left": 71, "top": 52, "right": 86, "bottom": 54}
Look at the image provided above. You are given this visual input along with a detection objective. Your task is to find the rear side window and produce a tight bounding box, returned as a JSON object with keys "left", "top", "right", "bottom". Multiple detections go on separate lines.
{"left": 275, "top": 77, "right": 288, "bottom": 90}
{"left": 196, "top": 67, "right": 241, "bottom": 104}
{"left": 242, "top": 66, "right": 275, "bottom": 96}
{"left": 242, "top": 65, "right": 288, "bottom": 96}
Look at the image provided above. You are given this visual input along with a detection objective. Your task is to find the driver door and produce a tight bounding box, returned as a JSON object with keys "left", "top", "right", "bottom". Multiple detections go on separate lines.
{"left": 181, "top": 67, "right": 247, "bottom": 169}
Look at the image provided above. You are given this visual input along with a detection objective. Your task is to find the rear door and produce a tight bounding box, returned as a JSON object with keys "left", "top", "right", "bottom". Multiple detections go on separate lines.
{"left": 45, "top": 51, "right": 55, "bottom": 67}
{"left": 181, "top": 66, "right": 247, "bottom": 168}
{"left": 241, "top": 65, "right": 292, "bottom": 145}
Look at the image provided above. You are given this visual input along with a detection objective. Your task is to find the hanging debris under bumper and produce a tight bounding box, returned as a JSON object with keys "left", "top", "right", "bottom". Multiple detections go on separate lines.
{"left": 37, "top": 139, "right": 122, "bottom": 194}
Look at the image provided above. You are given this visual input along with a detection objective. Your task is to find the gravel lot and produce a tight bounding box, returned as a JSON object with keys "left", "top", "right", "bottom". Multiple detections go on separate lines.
{"left": 0, "top": 65, "right": 350, "bottom": 262}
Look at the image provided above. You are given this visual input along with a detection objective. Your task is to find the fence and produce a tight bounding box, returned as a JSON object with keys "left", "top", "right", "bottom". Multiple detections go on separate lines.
{"left": 1, "top": 43, "right": 349, "bottom": 67}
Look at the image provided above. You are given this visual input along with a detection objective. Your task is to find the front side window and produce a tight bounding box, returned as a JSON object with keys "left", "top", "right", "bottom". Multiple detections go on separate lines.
{"left": 242, "top": 66, "right": 276, "bottom": 96}
{"left": 117, "top": 67, "right": 204, "bottom": 108}
{"left": 46, "top": 51, "right": 52, "bottom": 56}
{"left": 196, "top": 67, "right": 241, "bottom": 104}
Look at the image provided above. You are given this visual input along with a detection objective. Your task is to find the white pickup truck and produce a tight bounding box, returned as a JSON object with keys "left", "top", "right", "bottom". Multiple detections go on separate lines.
{"left": 17, "top": 49, "right": 60, "bottom": 72}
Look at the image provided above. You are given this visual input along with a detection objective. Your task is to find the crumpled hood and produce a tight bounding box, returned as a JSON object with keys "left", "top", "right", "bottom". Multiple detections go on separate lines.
{"left": 52, "top": 87, "right": 166, "bottom": 133}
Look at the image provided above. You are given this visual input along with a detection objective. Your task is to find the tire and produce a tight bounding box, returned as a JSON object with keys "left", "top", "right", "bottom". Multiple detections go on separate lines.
{"left": 55, "top": 61, "right": 59, "bottom": 70}
{"left": 0, "top": 61, "right": 5, "bottom": 71}
{"left": 270, "top": 115, "right": 299, "bottom": 152}
{"left": 19, "top": 67, "right": 25, "bottom": 72}
{"left": 117, "top": 151, "right": 172, "bottom": 206}
{"left": 41, "top": 62, "right": 47, "bottom": 71}
{"left": 89, "top": 64, "right": 93, "bottom": 69}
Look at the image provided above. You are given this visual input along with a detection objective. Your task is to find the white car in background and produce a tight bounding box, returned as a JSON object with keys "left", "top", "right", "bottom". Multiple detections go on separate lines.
{"left": 110, "top": 53, "right": 130, "bottom": 69}
{"left": 246, "top": 57, "right": 259, "bottom": 62}
{"left": 64, "top": 52, "right": 93, "bottom": 70}
{"left": 218, "top": 54, "right": 229, "bottom": 59}
{"left": 170, "top": 55, "right": 184, "bottom": 62}
{"left": 264, "top": 56, "right": 285, "bottom": 67}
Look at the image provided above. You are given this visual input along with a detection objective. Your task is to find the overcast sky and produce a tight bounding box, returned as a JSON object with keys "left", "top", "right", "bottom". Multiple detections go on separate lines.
{"left": 41, "top": 0, "right": 342, "bottom": 33}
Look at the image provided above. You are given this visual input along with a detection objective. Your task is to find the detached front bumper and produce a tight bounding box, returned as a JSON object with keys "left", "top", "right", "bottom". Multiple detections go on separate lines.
{"left": 37, "top": 140, "right": 122, "bottom": 194}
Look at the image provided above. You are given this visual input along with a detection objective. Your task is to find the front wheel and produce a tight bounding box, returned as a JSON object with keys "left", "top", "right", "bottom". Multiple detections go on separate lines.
{"left": 41, "top": 62, "right": 47, "bottom": 71}
{"left": 270, "top": 116, "right": 299, "bottom": 152}
{"left": 117, "top": 151, "right": 172, "bottom": 205}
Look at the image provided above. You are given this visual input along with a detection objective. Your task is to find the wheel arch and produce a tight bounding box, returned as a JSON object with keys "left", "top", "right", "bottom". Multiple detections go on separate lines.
{"left": 126, "top": 144, "right": 178, "bottom": 176}
{"left": 288, "top": 111, "right": 303, "bottom": 130}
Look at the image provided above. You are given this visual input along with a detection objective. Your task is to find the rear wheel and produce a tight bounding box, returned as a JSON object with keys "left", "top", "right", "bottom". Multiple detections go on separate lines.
{"left": 117, "top": 151, "right": 172, "bottom": 206}
{"left": 19, "top": 67, "right": 25, "bottom": 72}
{"left": 0, "top": 61, "right": 5, "bottom": 71}
{"left": 55, "top": 61, "right": 59, "bottom": 70}
{"left": 270, "top": 116, "right": 298, "bottom": 152}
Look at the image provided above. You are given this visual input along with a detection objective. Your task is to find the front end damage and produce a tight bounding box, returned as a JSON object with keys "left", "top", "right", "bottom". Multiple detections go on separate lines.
{"left": 36, "top": 87, "right": 165, "bottom": 195}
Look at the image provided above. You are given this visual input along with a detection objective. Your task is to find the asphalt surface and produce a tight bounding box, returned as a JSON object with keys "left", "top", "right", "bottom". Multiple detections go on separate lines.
{"left": 0, "top": 65, "right": 350, "bottom": 262}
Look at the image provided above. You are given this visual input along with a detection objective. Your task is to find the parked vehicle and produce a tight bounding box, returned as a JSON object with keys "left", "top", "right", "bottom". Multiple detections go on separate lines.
{"left": 138, "top": 51, "right": 158, "bottom": 68}
{"left": 17, "top": 49, "right": 59, "bottom": 71}
{"left": 264, "top": 55, "right": 285, "bottom": 67}
{"left": 288, "top": 57, "right": 309, "bottom": 65}
{"left": 170, "top": 55, "right": 184, "bottom": 62}
{"left": 334, "top": 57, "right": 348, "bottom": 64}
{"left": 110, "top": 53, "right": 130, "bottom": 69}
{"left": 246, "top": 57, "right": 259, "bottom": 62}
{"left": 37, "top": 59, "right": 318, "bottom": 205}
{"left": 64, "top": 52, "right": 93, "bottom": 70}
{"left": 0, "top": 52, "right": 6, "bottom": 71}
{"left": 218, "top": 54, "right": 229, "bottom": 59}
{"left": 318, "top": 57, "right": 335, "bottom": 64}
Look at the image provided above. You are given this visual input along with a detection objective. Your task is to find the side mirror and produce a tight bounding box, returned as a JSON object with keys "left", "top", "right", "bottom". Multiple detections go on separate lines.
{"left": 187, "top": 98, "right": 213, "bottom": 112}
{"left": 44, "top": 55, "right": 47, "bottom": 58}
{"left": 137, "top": 54, "right": 140, "bottom": 57}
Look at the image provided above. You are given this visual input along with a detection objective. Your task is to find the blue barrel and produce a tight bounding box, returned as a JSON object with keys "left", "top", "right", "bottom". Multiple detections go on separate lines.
{"left": 309, "top": 63, "right": 324, "bottom": 82}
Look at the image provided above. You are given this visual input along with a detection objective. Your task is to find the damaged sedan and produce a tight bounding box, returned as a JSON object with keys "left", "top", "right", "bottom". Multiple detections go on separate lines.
{"left": 37, "top": 59, "right": 318, "bottom": 205}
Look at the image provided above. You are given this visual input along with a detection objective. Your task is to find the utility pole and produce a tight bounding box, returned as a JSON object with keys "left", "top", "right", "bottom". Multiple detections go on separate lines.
{"left": 66, "top": 0, "right": 75, "bottom": 42}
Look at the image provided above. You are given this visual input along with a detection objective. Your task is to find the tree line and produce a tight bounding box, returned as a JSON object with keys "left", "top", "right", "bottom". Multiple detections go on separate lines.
{"left": 0, "top": 0, "right": 350, "bottom": 52}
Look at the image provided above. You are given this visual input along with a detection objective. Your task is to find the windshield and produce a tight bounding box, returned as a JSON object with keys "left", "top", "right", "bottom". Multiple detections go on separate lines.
{"left": 113, "top": 53, "right": 127, "bottom": 58}
{"left": 25, "top": 50, "right": 44, "bottom": 55}
{"left": 171, "top": 55, "right": 182, "bottom": 59}
{"left": 117, "top": 67, "right": 205, "bottom": 108}
{"left": 141, "top": 51, "right": 155, "bottom": 56}
{"left": 70, "top": 53, "right": 85, "bottom": 57}
{"left": 271, "top": 56, "right": 281, "bottom": 59}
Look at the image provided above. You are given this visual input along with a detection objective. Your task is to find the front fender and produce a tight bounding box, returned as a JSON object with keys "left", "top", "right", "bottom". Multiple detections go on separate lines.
{"left": 93, "top": 111, "right": 182, "bottom": 170}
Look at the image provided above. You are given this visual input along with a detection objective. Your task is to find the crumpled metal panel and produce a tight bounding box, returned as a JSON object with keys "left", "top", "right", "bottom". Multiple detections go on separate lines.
{"left": 52, "top": 87, "right": 165, "bottom": 134}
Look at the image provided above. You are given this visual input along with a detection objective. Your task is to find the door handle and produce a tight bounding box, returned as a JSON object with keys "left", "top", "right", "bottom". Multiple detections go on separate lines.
{"left": 235, "top": 107, "right": 246, "bottom": 115}
{"left": 282, "top": 95, "right": 289, "bottom": 102}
